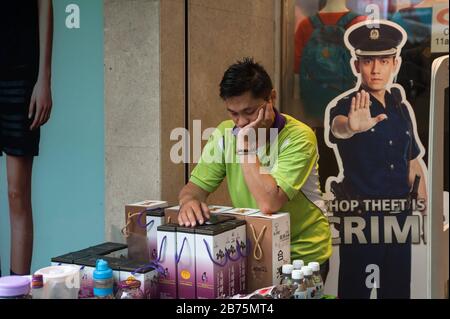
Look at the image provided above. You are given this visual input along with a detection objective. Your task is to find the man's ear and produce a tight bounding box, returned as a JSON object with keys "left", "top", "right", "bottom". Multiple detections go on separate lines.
{"left": 270, "top": 89, "right": 277, "bottom": 101}
{"left": 354, "top": 60, "right": 361, "bottom": 73}
{"left": 393, "top": 57, "right": 400, "bottom": 74}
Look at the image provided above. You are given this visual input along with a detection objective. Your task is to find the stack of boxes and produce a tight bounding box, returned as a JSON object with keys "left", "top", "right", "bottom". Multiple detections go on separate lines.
{"left": 157, "top": 212, "right": 250, "bottom": 299}
{"left": 51, "top": 203, "right": 291, "bottom": 299}
{"left": 51, "top": 242, "right": 158, "bottom": 299}
{"left": 210, "top": 208, "right": 291, "bottom": 293}
{"left": 156, "top": 224, "right": 178, "bottom": 299}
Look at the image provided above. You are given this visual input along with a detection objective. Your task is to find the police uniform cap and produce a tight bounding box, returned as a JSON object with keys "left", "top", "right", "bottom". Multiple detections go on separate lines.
{"left": 348, "top": 21, "right": 404, "bottom": 57}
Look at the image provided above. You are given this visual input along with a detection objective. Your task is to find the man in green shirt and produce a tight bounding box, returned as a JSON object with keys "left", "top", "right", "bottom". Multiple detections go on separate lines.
{"left": 177, "top": 58, "right": 332, "bottom": 280}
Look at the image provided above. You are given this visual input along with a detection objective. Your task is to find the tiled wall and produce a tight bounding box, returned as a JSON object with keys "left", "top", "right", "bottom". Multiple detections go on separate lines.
{"left": 104, "top": 0, "right": 277, "bottom": 242}
{"left": 104, "top": 0, "right": 161, "bottom": 242}
{"left": 188, "top": 0, "right": 276, "bottom": 206}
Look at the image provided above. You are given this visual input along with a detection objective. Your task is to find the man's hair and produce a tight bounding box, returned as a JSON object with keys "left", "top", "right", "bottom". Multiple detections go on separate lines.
{"left": 219, "top": 57, "right": 273, "bottom": 100}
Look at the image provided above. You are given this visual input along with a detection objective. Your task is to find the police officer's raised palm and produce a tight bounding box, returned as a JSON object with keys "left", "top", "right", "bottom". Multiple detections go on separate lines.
{"left": 348, "top": 90, "right": 387, "bottom": 133}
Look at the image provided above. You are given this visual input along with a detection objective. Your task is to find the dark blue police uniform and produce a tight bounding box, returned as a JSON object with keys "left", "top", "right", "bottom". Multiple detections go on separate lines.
{"left": 328, "top": 21, "right": 422, "bottom": 299}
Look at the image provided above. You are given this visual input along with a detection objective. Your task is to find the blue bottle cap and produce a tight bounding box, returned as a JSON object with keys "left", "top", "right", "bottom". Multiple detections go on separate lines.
{"left": 93, "top": 259, "right": 113, "bottom": 280}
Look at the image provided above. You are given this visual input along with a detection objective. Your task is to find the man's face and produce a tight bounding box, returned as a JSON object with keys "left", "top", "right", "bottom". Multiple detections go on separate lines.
{"left": 225, "top": 91, "right": 271, "bottom": 129}
{"left": 355, "top": 56, "right": 398, "bottom": 92}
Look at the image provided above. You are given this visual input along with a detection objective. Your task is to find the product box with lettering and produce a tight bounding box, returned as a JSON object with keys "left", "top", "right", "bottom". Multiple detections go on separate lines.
{"left": 74, "top": 256, "right": 121, "bottom": 298}
{"left": 195, "top": 222, "right": 235, "bottom": 299}
{"left": 119, "top": 260, "right": 159, "bottom": 299}
{"left": 157, "top": 223, "right": 178, "bottom": 299}
{"left": 224, "top": 219, "right": 247, "bottom": 294}
{"left": 218, "top": 208, "right": 259, "bottom": 220}
{"left": 222, "top": 221, "right": 237, "bottom": 297}
{"left": 124, "top": 200, "right": 168, "bottom": 262}
{"left": 176, "top": 226, "right": 197, "bottom": 299}
{"left": 244, "top": 212, "right": 291, "bottom": 292}
{"left": 164, "top": 205, "right": 233, "bottom": 225}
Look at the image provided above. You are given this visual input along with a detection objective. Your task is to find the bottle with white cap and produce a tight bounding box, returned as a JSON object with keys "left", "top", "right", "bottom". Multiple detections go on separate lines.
{"left": 291, "top": 270, "right": 306, "bottom": 299}
{"left": 300, "top": 266, "right": 316, "bottom": 299}
{"left": 308, "top": 262, "right": 324, "bottom": 299}
{"left": 292, "top": 260, "right": 304, "bottom": 270}
{"left": 280, "top": 264, "right": 294, "bottom": 286}
{"left": 271, "top": 264, "right": 294, "bottom": 299}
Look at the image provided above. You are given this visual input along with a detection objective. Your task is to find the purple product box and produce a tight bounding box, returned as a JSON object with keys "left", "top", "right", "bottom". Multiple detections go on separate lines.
{"left": 195, "top": 223, "right": 235, "bottom": 299}
{"left": 225, "top": 219, "right": 247, "bottom": 294}
{"left": 176, "top": 226, "right": 196, "bottom": 299}
{"left": 119, "top": 260, "right": 158, "bottom": 299}
{"left": 234, "top": 220, "right": 247, "bottom": 294}
{"left": 221, "top": 221, "right": 237, "bottom": 297}
{"left": 75, "top": 256, "right": 121, "bottom": 298}
{"left": 157, "top": 223, "right": 178, "bottom": 299}
{"left": 146, "top": 208, "right": 166, "bottom": 262}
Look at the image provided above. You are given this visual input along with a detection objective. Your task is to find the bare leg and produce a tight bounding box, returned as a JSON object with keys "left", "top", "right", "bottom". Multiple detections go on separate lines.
{"left": 7, "top": 155, "right": 34, "bottom": 275}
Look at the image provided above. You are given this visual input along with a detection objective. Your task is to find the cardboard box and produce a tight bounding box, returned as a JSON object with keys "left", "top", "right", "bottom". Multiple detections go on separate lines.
{"left": 176, "top": 226, "right": 196, "bottom": 299}
{"left": 164, "top": 206, "right": 180, "bottom": 224}
{"left": 231, "top": 219, "right": 247, "bottom": 294}
{"left": 147, "top": 209, "right": 166, "bottom": 262}
{"left": 157, "top": 223, "right": 178, "bottom": 299}
{"left": 51, "top": 248, "right": 99, "bottom": 265}
{"left": 221, "top": 219, "right": 247, "bottom": 296}
{"left": 125, "top": 200, "right": 168, "bottom": 262}
{"left": 51, "top": 243, "right": 128, "bottom": 266}
{"left": 74, "top": 256, "right": 121, "bottom": 299}
{"left": 244, "top": 212, "right": 291, "bottom": 292}
{"left": 165, "top": 205, "right": 234, "bottom": 225}
{"left": 218, "top": 221, "right": 235, "bottom": 297}
{"left": 219, "top": 208, "right": 260, "bottom": 218}
{"left": 119, "top": 260, "right": 159, "bottom": 299}
{"left": 89, "top": 242, "right": 128, "bottom": 255}
{"left": 207, "top": 205, "right": 233, "bottom": 213}
{"left": 195, "top": 223, "right": 235, "bottom": 299}
{"left": 74, "top": 256, "right": 96, "bottom": 299}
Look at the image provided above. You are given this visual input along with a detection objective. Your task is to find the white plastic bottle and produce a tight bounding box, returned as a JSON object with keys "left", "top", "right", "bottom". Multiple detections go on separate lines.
{"left": 291, "top": 270, "right": 307, "bottom": 299}
{"left": 301, "top": 266, "right": 316, "bottom": 299}
{"left": 308, "top": 262, "right": 324, "bottom": 299}
{"left": 280, "top": 264, "right": 294, "bottom": 286}
{"left": 271, "top": 264, "right": 294, "bottom": 299}
{"left": 292, "top": 260, "right": 304, "bottom": 270}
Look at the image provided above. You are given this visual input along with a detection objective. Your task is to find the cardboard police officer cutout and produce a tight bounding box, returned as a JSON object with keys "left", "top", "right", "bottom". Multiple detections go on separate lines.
{"left": 323, "top": 20, "right": 428, "bottom": 299}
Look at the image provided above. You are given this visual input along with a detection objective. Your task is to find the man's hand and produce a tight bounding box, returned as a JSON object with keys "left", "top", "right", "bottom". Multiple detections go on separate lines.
{"left": 29, "top": 79, "right": 52, "bottom": 130}
{"left": 178, "top": 199, "right": 210, "bottom": 227}
{"left": 237, "top": 100, "right": 275, "bottom": 150}
{"left": 348, "top": 90, "right": 386, "bottom": 134}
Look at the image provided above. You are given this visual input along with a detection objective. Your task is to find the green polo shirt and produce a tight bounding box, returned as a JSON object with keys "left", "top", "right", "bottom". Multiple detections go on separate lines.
{"left": 190, "top": 114, "right": 332, "bottom": 265}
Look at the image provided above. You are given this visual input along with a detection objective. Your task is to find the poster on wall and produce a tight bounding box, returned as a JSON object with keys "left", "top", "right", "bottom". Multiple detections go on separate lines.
{"left": 323, "top": 19, "right": 429, "bottom": 299}
{"left": 291, "top": 0, "right": 449, "bottom": 299}
{"left": 0, "top": 0, "right": 104, "bottom": 276}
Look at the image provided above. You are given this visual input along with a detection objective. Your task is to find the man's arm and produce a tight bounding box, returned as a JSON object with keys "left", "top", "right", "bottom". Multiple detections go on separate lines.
{"left": 178, "top": 182, "right": 211, "bottom": 227}
{"left": 236, "top": 102, "right": 288, "bottom": 214}
{"left": 239, "top": 154, "right": 289, "bottom": 214}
